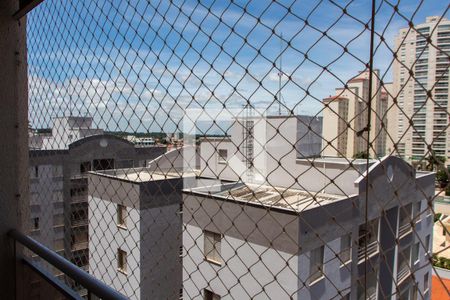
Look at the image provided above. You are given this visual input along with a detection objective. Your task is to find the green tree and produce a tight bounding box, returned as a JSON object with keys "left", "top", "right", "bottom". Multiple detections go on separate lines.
{"left": 425, "top": 151, "right": 446, "bottom": 171}
{"left": 436, "top": 169, "right": 449, "bottom": 188}
{"left": 353, "top": 151, "right": 370, "bottom": 159}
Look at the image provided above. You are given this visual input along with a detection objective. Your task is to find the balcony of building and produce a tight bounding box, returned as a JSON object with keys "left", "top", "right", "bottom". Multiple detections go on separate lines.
{"left": 398, "top": 204, "right": 413, "bottom": 238}
{"left": 397, "top": 246, "right": 412, "bottom": 284}
{"left": 357, "top": 219, "right": 379, "bottom": 262}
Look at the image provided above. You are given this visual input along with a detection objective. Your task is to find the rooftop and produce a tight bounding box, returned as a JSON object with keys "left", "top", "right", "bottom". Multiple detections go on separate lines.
{"left": 186, "top": 182, "right": 343, "bottom": 213}
{"left": 92, "top": 168, "right": 196, "bottom": 183}
{"left": 296, "top": 156, "right": 377, "bottom": 166}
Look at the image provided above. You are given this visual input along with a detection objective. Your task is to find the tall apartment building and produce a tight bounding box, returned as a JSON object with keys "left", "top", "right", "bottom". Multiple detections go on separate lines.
{"left": 390, "top": 16, "right": 450, "bottom": 165}
{"left": 322, "top": 69, "right": 391, "bottom": 158}
{"left": 183, "top": 156, "right": 434, "bottom": 300}
{"left": 29, "top": 116, "right": 166, "bottom": 295}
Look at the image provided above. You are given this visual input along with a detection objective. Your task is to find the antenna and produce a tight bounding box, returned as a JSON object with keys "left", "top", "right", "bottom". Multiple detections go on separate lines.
{"left": 278, "top": 32, "right": 283, "bottom": 115}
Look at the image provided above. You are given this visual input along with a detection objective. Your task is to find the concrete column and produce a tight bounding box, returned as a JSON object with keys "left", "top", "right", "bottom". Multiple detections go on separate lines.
{"left": 0, "top": 0, "right": 29, "bottom": 299}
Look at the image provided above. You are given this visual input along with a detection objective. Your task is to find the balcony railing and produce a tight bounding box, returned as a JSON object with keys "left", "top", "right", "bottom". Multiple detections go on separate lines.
{"left": 358, "top": 241, "right": 379, "bottom": 262}
{"left": 397, "top": 265, "right": 410, "bottom": 283}
{"left": 8, "top": 229, "right": 126, "bottom": 300}
{"left": 71, "top": 219, "right": 88, "bottom": 227}
{"left": 71, "top": 241, "right": 88, "bottom": 251}
{"left": 398, "top": 223, "right": 412, "bottom": 237}
{"left": 71, "top": 195, "right": 87, "bottom": 204}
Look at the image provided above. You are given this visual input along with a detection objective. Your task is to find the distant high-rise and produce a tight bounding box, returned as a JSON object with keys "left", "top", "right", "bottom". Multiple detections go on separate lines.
{"left": 390, "top": 16, "right": 450, "bottom": 165}
{"left": 322, "top": 69, "right": 390, "bottom": 158}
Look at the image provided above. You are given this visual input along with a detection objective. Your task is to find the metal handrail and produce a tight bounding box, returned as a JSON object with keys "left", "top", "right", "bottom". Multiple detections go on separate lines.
{"left": 8, "top": 229, "right": 127, "bottom": 300}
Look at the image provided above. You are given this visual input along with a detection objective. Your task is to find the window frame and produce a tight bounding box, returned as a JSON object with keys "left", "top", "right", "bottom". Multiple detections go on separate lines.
{"left": 32, "top": 217, "right": 40, "bottom": 231}
{"left": 309, "top": 245, "right": 325, "bottom": 284}
{"left": 204, "top": 289, "right": 220, "bottom": 300}
{"left": 411, "top": 242, "right": 420, "bottom": 265}
{"left": 203, "top": 230, "right": 222, "bottom": 265}
{"left": 217, "top": 149, "right": 228, "bottom": 164}
{"left": 117, "top": 204, "right": 127, "bottom": 229}
{"left": 339, "top": 233, "right": 352, "bottom": 265}
{"left": 117, "top": 248, "right": 127, "bottom": 274}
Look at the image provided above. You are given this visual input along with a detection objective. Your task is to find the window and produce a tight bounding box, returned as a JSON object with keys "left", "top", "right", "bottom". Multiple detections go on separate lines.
{"left": 309, "top": 245, "right": 324, "bottom": 283}
{"left": 93, "top": 158, "right": 115, "bottom": 171}
{"left": 218, "top": 149, "right": 228, "bottom": 164}
{"left": 398, "top": 204, "right": 412, "bottom": 236}
{"left": 80, "top": 161, "right": 91, "bottom": 173}
{"left": 34, "top": 166, "right": 39, "bottom": 178}
{"left": 204, "top": 230, "right": 221, "bottom": 264}
{"left": 413, "top": 201, "right": 421, "bottom": 221}
{"left": 53, "top": 213, "right": 64, "bottom": 227}
{"left": 204, "top": 289, "right": 220, "bottom": 300}
{"left": 117, "top": 248, "right": 127, "bottom": 273}
{"left": 358, "top": 219, "right": 379, "bottom": 260}
{"left": 341, "top": 294, "right": 350, "bottom": 300}
{"left": 340, "top": 234, "right": 352, "bottom": 264}
{"left": 424, "top": 272, "right": 429, "bottom": 291}
{"left": 52, "top": 165, "right": 63, "bottom": 178}
{"left": 412, "top": 243, "right": 419, "bottom": 265}
{"left": 54, "top": 239, "right": 64, "bottom": 252}
{"left": 425, "top": 235, "right": 431, "bottom": 255}
{"left": 357, "top": 269, "right": 378, "bottom": 300}
{"left": 32, "top": 217, "right": 40, "bottom": 231}
{"left": 117, "top": 204, "right": 127, "bottom": 228}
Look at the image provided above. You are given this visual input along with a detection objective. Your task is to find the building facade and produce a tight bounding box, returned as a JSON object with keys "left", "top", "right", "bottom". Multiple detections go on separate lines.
{"left": 322, "top": 69, "right": 391, "bottom": 158}
{"left": 199, "top": 115, "right": 325, "bottom": 189}
{"left": 390, "top": 16, "right": 450, "bottom": 165}
{"left": 183, "top": 156, "right": 435, "bottom": 300}
{"left": 28, "top": 116, "right": 166, "bottom": 295}
{"left": 87, "top": 147, "right": 205, "bottom": 299}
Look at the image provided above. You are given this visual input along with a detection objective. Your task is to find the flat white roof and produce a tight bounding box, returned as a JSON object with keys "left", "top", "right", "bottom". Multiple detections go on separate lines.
{"left": 93, "top": 168, "right": 196, "bottom": 183}
{"left": 297, "top": 156, "right": 376, "bottom": 166}
{"left": 187, "top": 182, "right": 343, "bottom": 213}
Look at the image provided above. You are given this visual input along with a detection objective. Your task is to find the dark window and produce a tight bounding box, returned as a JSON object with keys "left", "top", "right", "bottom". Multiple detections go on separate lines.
{"left": 93, "top": 159, "right": 115, "bottom": 171}
{"left": 204, "top": 290, "right": 220, "bottom": 300}
{"left": 33, "top": 217, "right": 40, "bottom": 230}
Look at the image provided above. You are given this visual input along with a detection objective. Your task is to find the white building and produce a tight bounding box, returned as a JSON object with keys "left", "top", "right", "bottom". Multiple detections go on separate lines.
{"left": 86, "top": 115, "right": 434, "bottom": 300}
{"left": 182, "top": 156, "right": 434, "bottom": 300}
{"left": 199, "top": 115, "right": 326, "bottom": 190}
{"left": 39, "top": 116, "right": 104, "bottom": 150}
{"left": 389, "top": 16, "right": 450, "bottom": 165}
{"left": 88, "top": 147, "right": 202, "bottom": 299}
{"left": 126, "top": 136, "right": 156, "bottom": 147}
{"left": 28, "top": 116, "right": 166, "bottom": 295}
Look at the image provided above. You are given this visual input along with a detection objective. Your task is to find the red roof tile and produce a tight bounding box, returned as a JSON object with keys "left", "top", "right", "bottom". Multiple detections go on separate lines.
{"left": 432, "top": 275, "right": 450, "bottom": 300}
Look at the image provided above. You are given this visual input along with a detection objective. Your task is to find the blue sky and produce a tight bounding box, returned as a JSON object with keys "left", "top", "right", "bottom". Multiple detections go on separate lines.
{"left": 27, "top": 0, "right": 449, "bottom": 133}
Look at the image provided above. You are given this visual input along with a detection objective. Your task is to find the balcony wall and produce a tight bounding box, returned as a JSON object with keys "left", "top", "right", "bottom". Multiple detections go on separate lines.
{"left": 0, "top": 0, "right": 30, "bottom": 298}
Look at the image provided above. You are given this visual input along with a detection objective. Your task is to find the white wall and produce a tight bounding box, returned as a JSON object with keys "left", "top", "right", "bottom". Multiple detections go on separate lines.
{"left": 183, "top": 224, "right": 299, "bottom": 299}
{"left": 88, "top": 196, "right": 142, "bottom": 300}
{"left": 140, "top": 204, "right": 182, "bottom": 299}
{"left": 297, "top": 236, "right": 352, "bottom": 300}
{"left": 183, "top": 193, "right": 300, "bottom": 299}
{"left": 199, "top": 116, "right": 365, "bottom": 195}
